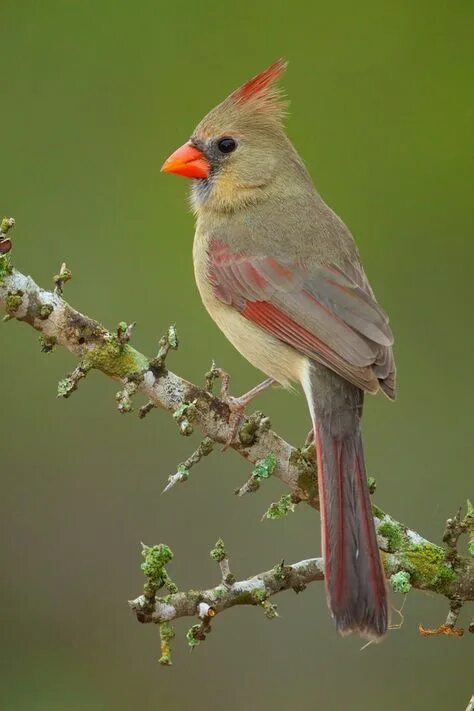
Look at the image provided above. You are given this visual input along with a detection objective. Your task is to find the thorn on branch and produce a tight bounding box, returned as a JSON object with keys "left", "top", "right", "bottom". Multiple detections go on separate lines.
{"left": 57, "top": 364, "right": 90, "bottom": 398}
{"left": 235, "top": 452, "right": 277, "bottom": 497}
{"left": 162, "top": 437, "right": 214, "bottom": 493}
{"left": 53, "top": 262, "right": 72, "bottom": 295}
{"left": 149, "top": 325, "right": 178, "bottom": 375}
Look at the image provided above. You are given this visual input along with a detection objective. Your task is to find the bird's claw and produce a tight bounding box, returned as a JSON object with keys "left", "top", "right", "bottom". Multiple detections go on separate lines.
{"left": 216, "top": 374, "right": 276, "bottom": 451}
{"left": 222, "top": 396, "right": 248, "bottom": 451}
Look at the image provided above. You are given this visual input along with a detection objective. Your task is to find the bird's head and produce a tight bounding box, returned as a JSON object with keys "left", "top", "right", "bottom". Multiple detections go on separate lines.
{"left": 161, "top": 59, "right": 296, "bottom": 212}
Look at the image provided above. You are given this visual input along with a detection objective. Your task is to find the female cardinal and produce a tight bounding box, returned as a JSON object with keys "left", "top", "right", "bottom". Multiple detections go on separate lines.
{"left": 162, "top": 60, "right": 395, "bottom": 639}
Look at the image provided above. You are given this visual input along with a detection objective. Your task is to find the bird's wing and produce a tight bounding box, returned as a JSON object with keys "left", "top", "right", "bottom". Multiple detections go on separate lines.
{"left": 208, "top": 239, "right": 396, "bottom": 397}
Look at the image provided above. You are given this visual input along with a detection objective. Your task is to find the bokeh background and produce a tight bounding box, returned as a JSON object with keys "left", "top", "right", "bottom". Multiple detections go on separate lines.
{"left": 1, "top": 2, "right": 473, "bottom": 709}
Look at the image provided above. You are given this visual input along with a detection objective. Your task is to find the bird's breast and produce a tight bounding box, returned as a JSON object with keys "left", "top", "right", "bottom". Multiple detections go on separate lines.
{"left": 192, "top": 226, "right": 306, "bottom": 388}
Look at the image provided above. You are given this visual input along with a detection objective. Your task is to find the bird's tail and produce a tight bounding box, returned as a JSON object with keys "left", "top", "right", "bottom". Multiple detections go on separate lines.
{"left": 307, "top": 365, "right": 388, "bottom": 640}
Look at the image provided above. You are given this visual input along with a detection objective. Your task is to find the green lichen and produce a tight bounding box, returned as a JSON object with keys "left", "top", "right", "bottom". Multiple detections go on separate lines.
{"left": 372, "top": 503, "right": 386, "bottom": 520}
{"left": 167, "top": 324, "right": 178, "bottom": 349}
{"left": 210, "top": 538, "right": 226, "bottom": 563}
{"left": 81, "top": 341, "right": 148, "bottom": 379}
{"left": 273, "top": 562, "right": 292, "bottom": 582}
{"left": 39, "top": 334, "right": 57, "bottom": 353}
{"left": 5, "top": 291, "right": 23, "bottom": 314}
{"left": 0, "top": 254, "right": 12, "bottom": 283}
{"left": 141, "top": 544, "right": 174, "bottom": 587}
{"left": 252, "top": 453, "right": 277, "bottom": 479}
{"left": 173, "top": 400, "right": 197, "bottom": 436}
{"left": 149, "top": 324, "right": 179, "bottom": 374}
{"left": 264, "top": 494, "right": 295, "bottom": 520}
{"left": 159, "top": 622, "right": 175, "bottom": 666}
{"left": 186, "top": 624, "right": 202, "bottom": 648}
{"left": 53, "top": 264, "right": 72, "bottom": 294}
{"left": 377, "top": 514, "right": 457, "bottom": 594}
{"left": 213, "top": 586, "right": 226, "bottom": 601}
{"left": 251, "top": 587, "right": 267, "bottom": 603}
{"left": 238, "top": 411, "right": 271, "bottom": 446}
{"left": 261, "top": 600, "right": 279, "bottom": 619}
{"left": 39, "top": 303, "right": 54, "bottom": 320}
{"left": 402, "top": 543, "right": 456, "bottom": 593}
{"left": 390, "top": 571, "right": 412, "bottom": 593}
{"left": 367, "top": 476, "right": 377, "bottom": 495}
{"left": 57, "top": 376, "right": 75, "bottom": 397}
{"left": 378, "top": 517, "right": 404, "bottom": 552}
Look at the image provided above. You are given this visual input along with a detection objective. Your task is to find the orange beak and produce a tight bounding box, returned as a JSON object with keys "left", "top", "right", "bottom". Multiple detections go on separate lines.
{"left": 161, "top": 142, "right": 211, "bottom": 179}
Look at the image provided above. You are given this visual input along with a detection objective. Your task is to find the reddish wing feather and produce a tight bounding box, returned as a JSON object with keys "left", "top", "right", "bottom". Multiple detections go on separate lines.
{"left": 207, "top": 240, "right": 393, "bottom": 394}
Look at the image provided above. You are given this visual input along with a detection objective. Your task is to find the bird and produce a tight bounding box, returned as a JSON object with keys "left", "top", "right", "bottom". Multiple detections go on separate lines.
{"left": 161, "top": 59, "right": 395, "bottom": 640}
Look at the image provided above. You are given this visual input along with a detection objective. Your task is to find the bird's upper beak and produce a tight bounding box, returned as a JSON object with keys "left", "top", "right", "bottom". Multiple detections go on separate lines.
{"left": 161, "top": 142, "right": 210, "bottom": 179}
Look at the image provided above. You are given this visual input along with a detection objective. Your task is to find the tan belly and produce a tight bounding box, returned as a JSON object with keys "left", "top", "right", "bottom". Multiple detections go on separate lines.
{"left": 193, "top": 234, "right": 306, "bottom": 388}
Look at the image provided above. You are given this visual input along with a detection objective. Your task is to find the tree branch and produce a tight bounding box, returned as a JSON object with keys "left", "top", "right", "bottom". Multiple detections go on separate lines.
{"left": 1, "top": 225, "right": 472, "bottom": 661}
{"left": 130, "top": 554, "right": 325, "bottom": 625}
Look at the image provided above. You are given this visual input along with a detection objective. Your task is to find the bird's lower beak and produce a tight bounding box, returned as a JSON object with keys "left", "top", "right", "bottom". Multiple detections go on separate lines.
{"left": 161, "top": 142, "right": 210, "bottom": 179}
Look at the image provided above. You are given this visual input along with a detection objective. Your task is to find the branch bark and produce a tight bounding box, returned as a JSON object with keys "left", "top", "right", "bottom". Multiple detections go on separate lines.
{"left": 1, "top": 242, "right": 472, "bottom": 652}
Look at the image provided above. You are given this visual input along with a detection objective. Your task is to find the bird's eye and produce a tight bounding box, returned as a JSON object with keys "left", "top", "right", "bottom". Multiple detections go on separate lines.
{"left": 217, "top": 137, "right": 237, "bottom": 154}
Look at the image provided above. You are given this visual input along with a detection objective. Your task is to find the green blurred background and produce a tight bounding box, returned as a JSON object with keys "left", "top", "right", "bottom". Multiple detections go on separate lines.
{"left": 1, "top": 1, "right": 473, "bottom": 709}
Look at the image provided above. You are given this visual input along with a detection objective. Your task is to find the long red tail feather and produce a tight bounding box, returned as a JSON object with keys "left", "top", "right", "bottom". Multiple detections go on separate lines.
{"left": 310, "top": 365, "right": 388, "bottom": 639}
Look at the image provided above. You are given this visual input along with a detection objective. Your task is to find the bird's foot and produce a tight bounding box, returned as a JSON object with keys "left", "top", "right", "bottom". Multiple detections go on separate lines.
{"left": 209, "top": 368, "right": 275, "bottom": 450}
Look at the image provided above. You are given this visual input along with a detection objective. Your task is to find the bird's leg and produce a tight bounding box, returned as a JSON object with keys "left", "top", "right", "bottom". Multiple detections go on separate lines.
{"left": 211, "top": 369, "right": 275, "bottom": 450}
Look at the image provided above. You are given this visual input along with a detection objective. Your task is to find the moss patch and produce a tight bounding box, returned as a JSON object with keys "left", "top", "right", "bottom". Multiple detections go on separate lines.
{"left": 378, "top": 517, "right": 404, "bottom": 552}
{"left": 378, "top": 515, "right": 457, "bottom": 595}
{"left": 402, "top": 543, "right": 456, "bottom": 593}
{"left": 82, "top": 341, "right": 149, "bottom": 379}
